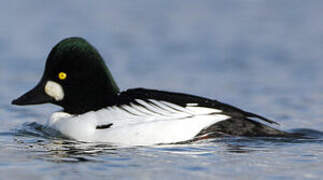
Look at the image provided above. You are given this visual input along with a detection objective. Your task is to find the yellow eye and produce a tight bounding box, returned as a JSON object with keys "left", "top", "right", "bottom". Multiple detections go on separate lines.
{"left": 58, "top": 72, "right": 67, "bottom": 80}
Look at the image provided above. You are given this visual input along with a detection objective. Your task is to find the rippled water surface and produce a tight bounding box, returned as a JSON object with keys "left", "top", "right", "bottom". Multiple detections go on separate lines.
{"left": 1, "top": 1, "right": 323, "bottom": 179}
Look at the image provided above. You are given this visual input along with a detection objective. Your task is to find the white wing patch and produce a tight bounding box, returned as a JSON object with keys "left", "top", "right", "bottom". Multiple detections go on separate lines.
{"left": 47, "top": 99, "right": 230, "bottom": 145}
{"left": 186, "top": 103, "right": 198, "bottom": 107}
{"left": 185, "top": 106, "right": 221, "bottom": 115}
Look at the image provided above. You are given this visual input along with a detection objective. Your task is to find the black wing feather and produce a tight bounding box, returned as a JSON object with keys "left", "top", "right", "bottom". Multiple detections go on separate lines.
{"left": 118, "top": 88, "right": 279, "bottom": 125}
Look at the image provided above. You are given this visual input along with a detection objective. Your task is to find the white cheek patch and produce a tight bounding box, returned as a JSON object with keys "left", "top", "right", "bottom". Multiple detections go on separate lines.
{"left": 44, "top": 81, "right": 64, "bottom": 101}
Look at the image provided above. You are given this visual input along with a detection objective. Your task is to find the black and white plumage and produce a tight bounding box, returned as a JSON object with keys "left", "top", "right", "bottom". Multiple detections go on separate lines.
{"left": 12, "top": 37, "right": 289, "bottom": 146}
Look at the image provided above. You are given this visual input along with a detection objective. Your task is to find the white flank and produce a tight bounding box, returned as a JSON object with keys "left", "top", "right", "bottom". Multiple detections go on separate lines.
{"left": 44, "top": 81, "right": 64, "bottom": 101}
{"left": 47, "top": 100, "right": 230, "bottom": 146}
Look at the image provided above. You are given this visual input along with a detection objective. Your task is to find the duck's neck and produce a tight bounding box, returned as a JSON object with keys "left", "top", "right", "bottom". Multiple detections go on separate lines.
{"left": 99, "top": 57, "right": 120, "bottom": 95}
{"left": 60, "top": 66, "right": 120, "bottom": 115}
{"left": 60, "top": 92, "right": 119, "bottom": 115}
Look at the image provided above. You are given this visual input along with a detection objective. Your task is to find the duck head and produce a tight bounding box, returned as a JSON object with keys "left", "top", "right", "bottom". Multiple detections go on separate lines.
{"left": 12, "top": 37, "right": 120, "bottom": 114}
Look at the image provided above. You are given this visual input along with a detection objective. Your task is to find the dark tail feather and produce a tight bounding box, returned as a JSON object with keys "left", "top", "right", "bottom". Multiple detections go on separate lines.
{"left": 245, "top": 111, "right": 280, "bottom": 125}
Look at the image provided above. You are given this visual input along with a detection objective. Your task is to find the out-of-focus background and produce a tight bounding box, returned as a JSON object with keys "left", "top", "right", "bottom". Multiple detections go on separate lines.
{"left": 1, "top": 1, "right": 323, "bottom": 179}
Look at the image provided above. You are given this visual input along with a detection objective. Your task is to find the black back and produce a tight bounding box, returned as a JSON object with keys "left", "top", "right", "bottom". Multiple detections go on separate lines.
{"left": 116, "top": 88, "right": 279, "bottom": 125}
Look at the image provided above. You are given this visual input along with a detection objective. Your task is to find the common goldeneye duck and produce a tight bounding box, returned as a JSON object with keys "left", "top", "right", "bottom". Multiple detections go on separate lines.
{"left": 12, "top": 37, "right": 290, "bottom": 145}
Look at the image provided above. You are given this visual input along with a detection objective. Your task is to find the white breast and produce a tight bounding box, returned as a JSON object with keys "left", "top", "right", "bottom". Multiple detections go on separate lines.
{"left": 47, "top": 99, "right": 229, "bottom": 146}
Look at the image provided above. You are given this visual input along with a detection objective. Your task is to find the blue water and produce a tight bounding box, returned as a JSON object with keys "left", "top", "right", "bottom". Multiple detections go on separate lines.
{"left": 1, "top": 1, "right": 323, "bottom": 179}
